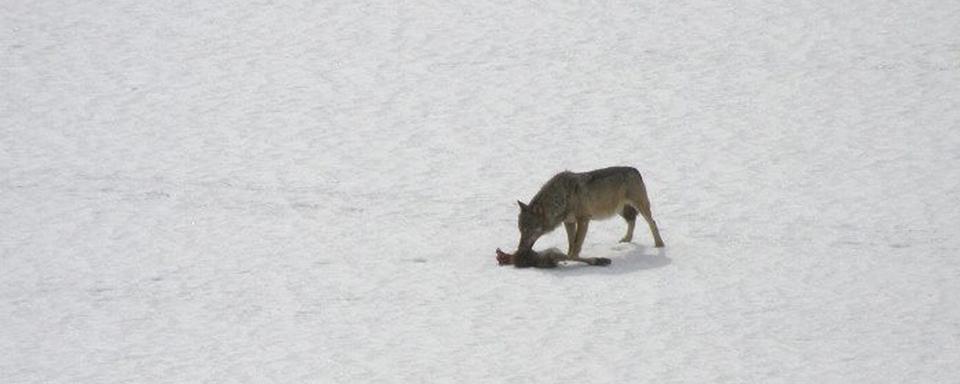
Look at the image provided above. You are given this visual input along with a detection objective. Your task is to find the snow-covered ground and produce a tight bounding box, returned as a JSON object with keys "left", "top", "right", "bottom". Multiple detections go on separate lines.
{"left": 3, "top": 1, "right": 960, "bottom": 382}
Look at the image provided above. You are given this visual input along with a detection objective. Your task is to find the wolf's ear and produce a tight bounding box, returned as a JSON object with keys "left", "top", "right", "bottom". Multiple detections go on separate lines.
{"left": 517, "top": 200, "right": 529, "bottom": 211}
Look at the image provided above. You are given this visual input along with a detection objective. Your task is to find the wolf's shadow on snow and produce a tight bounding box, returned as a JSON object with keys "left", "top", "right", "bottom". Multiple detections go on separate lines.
{"left": 547, "top": 243, "right": 671, "bottom": 276}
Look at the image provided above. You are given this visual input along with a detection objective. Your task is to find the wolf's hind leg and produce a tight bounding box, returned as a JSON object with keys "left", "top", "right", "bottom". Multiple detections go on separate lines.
{"left": 619, "top": 205, "right": 638, "bottom": 243}
{"left": 636, "top": 198, "right": 665, "bottom": 247}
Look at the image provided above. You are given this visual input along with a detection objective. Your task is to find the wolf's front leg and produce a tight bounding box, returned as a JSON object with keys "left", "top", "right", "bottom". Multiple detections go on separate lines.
{"left": 569, "top": 218, "right": 590, "bottom": 258}
{"left": 564, "top": 221, "right": 577, "bottom": 256}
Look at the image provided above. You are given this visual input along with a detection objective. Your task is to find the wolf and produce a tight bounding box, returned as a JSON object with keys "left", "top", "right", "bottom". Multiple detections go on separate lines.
{"left": 516, "top": 166, "right": 664, "bottom": 265}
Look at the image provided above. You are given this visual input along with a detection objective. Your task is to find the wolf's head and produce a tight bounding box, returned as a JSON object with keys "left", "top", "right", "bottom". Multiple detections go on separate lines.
{"left": 517, "top": 200, "right": 545, "bottom": 251}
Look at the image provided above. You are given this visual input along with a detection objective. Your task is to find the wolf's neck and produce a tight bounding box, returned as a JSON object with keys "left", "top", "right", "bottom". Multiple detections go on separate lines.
{"left": 530, "top": 172, "right": 577, "bottom": 230}
{"left": 530, "top": 197, "right": 568, "bottom": 230}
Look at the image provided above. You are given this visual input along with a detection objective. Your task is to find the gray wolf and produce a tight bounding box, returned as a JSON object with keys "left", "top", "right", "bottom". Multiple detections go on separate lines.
{"left": 516, "top": 166, "right": 664, "bottom": 265}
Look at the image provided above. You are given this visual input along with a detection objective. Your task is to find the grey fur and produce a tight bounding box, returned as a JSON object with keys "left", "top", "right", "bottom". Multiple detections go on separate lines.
{"left": 517, "top": 166, "right": 664, "bottom": 263}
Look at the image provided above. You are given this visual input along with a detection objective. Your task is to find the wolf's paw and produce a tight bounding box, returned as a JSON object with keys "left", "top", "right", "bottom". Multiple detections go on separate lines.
{"left": 592, "top": 257, "right": 612, "bottom": 266}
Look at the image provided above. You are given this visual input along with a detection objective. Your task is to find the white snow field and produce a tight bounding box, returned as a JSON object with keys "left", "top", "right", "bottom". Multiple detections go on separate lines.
{"left": 3, "top": 0, "right": 960, "bottom": 382}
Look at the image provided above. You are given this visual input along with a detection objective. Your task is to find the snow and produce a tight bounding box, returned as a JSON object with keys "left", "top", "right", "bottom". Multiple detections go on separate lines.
{"left": 3, "top": 0, "right": 960, "bottom": 382}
